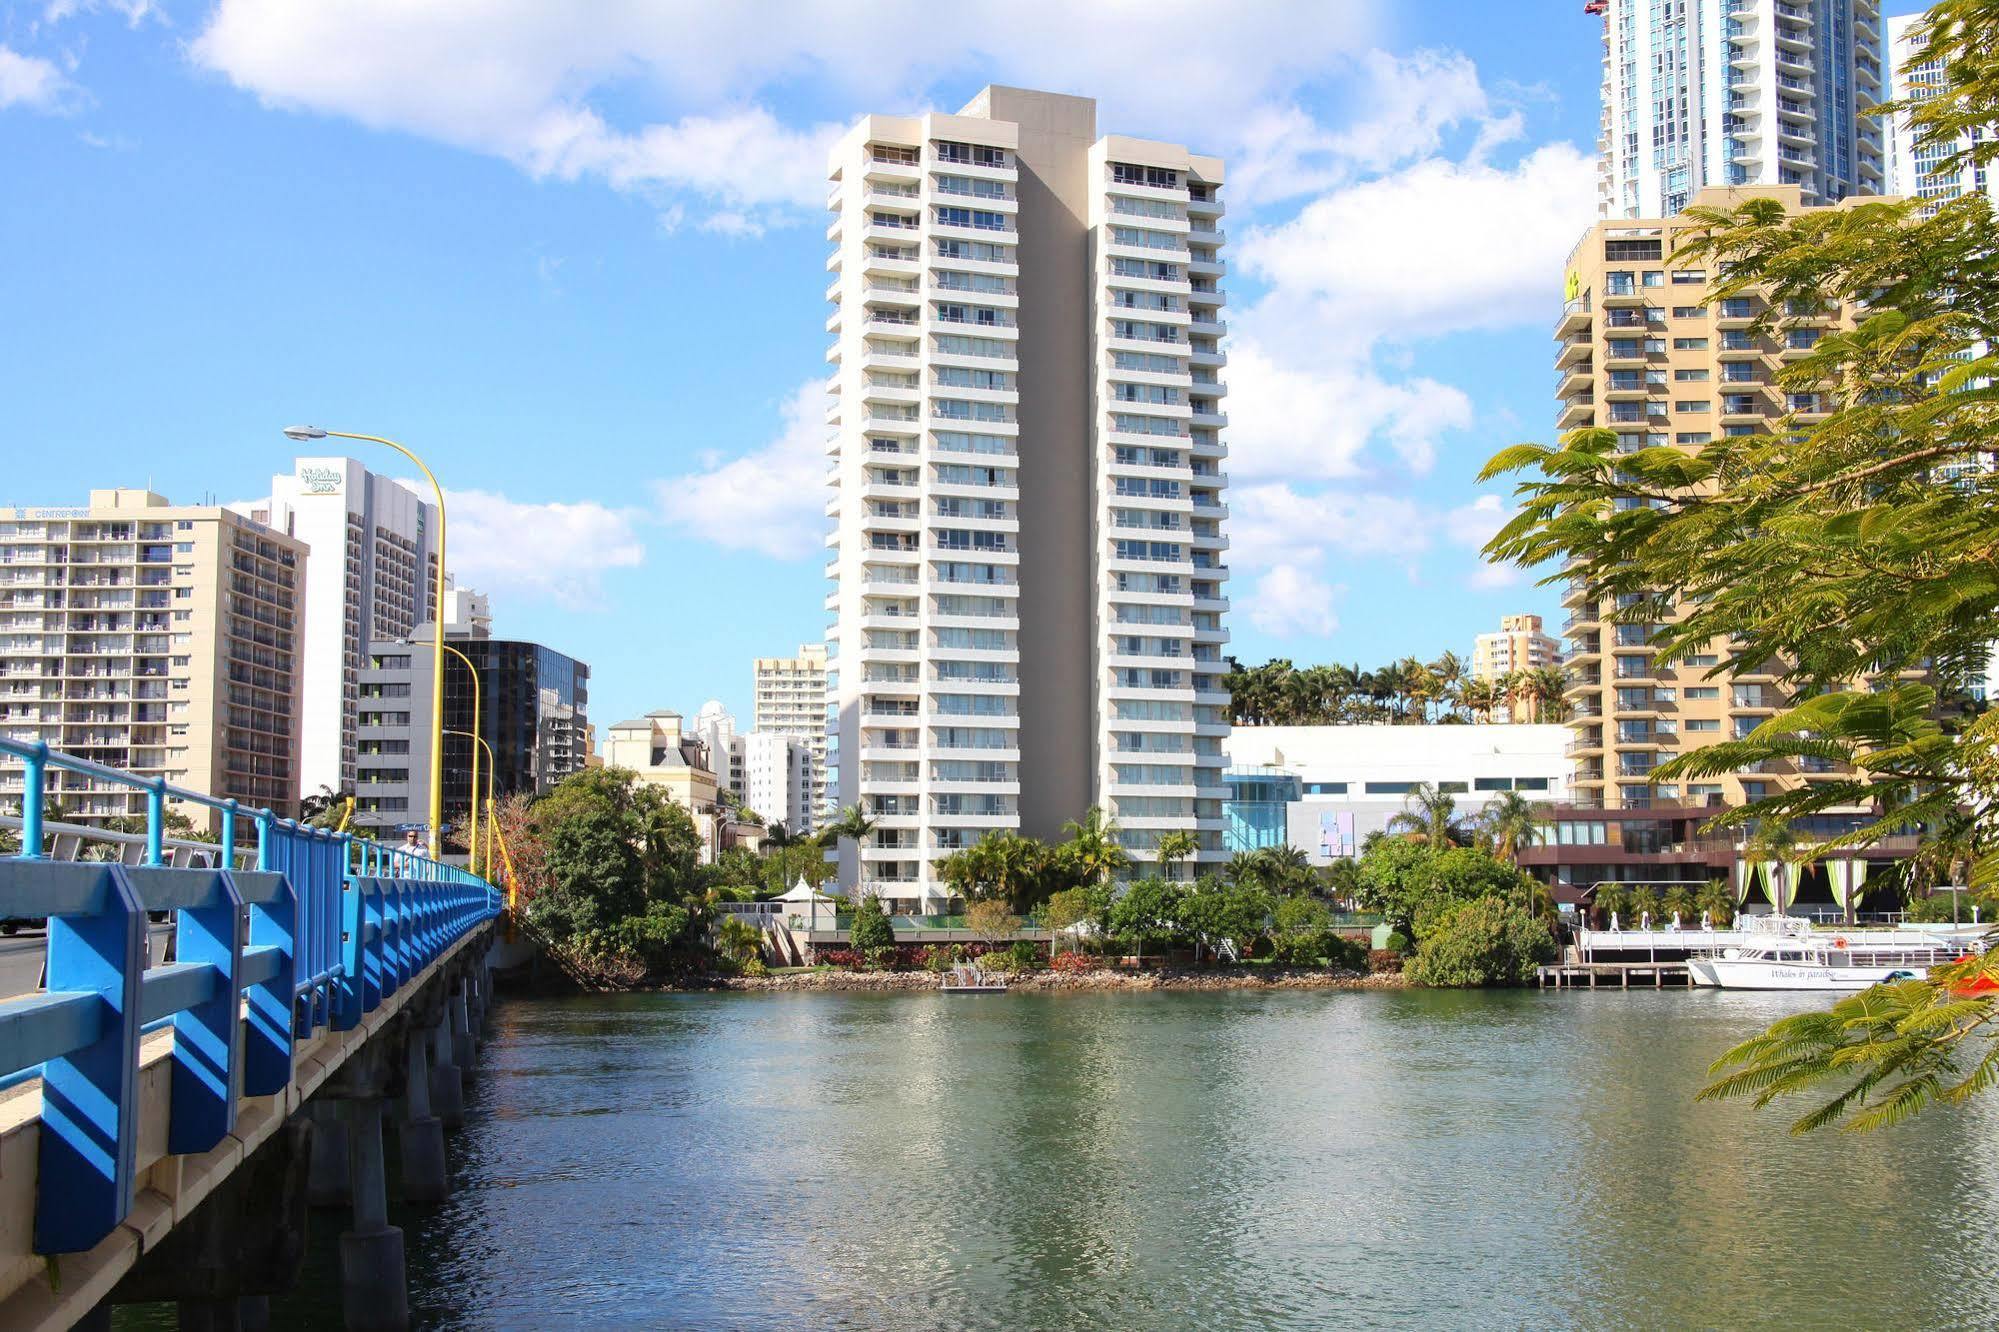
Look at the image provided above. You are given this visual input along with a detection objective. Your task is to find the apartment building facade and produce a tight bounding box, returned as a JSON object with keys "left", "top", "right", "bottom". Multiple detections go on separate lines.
{"left": 353, "top": 625, "right": 588, "bottom": 842}
{"left": 1554, "top": 185, "right": 1868, "bottom": 811}
{"left": 751, "top": 644, "right": 826, "bottom": 823}
{"left": 246, "top": 457, "right": 445, "bottom": 802}
{"left": 1472, "top": 614, "right": 1563, "bottom": 682}
{"left": 1594, "top": 0, "right": 1886, "bottom": 219}
{"left": 744, "top": 731, "right": 814, "bottom": 834}
{"left": 0, "top": 490, "right": 307, "bottom": 824}
{"left": 1885, "top": 11, "right": 1997, "bottom": 207}
{"left": 824, "top": 86, "right": 1230, "bottom": 908}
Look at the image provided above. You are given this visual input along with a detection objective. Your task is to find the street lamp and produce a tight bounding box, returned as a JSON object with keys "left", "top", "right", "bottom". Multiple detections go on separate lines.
{"left": 283, "top": 426, "right": 450, "bottom": 858}
{"left": 444, "top": 727, "right": 495, "bottom": 878}
{"left": 440, "top": 643, "right": 483, "bottom": 874}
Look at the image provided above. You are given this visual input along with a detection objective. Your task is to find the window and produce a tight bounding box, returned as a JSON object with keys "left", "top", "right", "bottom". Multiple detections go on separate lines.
{"left": 1641, "top": 270, "right": 1664, "bottom": 287}
{"left": 1684, "top": 718, "right": 1720, "bottom": 731}
{"left": 1685, "top": 686, "right": 1719, "bottom": 700}
{"left": 1675, "top": 400, "right": 1710, "bottom": 413}
{"left": 1515, "top": 777, "right": 1550, "bottom": 791}
{"left": 1673, "top": 337, "right": 1708, "bottom": 350}
{"left": 1474, "top": 777, "right": 1513, "bottom": 792}
{"left": 1671, "top": 269, "right": 1706, "bottom": 284}
{"left": 1303, "top": 781, "right": 1347, "bottom": 795}
{"left": 1673, "top": 368, "right": 1708, "bottom": 381}
{"left": 1671, "top": 305, "right": 1704, "bottom": 319}
{"left": 1364, "top": 781, "right": 1414, "bottom": 795}
{"left": 1676, "top": 432, "right": 1711, "bottom": 444}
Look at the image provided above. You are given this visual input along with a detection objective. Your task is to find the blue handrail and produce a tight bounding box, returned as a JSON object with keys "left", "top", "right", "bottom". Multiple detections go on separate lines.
{"left": 0, "top": 738, "right": 502, "bottom": 1255}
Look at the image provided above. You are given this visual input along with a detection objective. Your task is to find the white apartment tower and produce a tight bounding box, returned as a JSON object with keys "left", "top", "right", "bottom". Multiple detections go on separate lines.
{"left": 251, "top": 458, "right": 443, "bottom": 800}
{"left": 744, "top": 731, "right": 814, "bottom": 834}
{"left": 1886, "top": 12, "right": 1997, "bottom": 207}
{"left": 752, "top": 644, "right": 827, "bottom": 822}
{"left": 824, "top": 86, "right": 1231, "bottom": 909}
{"left": 1595, "top": 0, "right": 1886, "bottom": 219}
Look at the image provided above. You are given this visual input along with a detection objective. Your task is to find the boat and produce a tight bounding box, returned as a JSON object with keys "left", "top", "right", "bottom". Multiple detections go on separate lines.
{"left": 939, "top": 962, "right": 1007, "bottom": 994}
{"left": 1686, "top": 915, "right": 1988, "bottom": 991}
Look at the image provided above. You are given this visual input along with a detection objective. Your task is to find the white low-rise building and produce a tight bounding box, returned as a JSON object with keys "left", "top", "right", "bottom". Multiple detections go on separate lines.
{"left": 1224, "top": 725, "right": 1570, "bottom": 862}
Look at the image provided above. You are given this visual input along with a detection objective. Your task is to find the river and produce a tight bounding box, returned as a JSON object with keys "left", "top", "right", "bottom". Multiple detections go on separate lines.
{"left": 125, "top": 988, "right": 1999, "bottom": 1329}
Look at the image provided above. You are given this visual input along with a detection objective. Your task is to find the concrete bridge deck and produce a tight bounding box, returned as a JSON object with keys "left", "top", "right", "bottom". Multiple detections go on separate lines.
{"left": 0, "top": 738, "right": 506, "bottom": 1330}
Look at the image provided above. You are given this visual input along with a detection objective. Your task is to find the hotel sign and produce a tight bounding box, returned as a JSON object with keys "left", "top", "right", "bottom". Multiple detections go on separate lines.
{"left": 297, "top": 464, "right": 344, "bottom": 496}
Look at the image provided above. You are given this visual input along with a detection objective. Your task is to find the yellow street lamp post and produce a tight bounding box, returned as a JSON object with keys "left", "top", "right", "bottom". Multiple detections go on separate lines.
{"left": 284, "top": 426, "right": 450, "bottom": 858}
{"left": 444, "top": 726, "right": 495, "bottom": 879}
{"left": 440, "top": 643, "right": 483, "bottom": 875}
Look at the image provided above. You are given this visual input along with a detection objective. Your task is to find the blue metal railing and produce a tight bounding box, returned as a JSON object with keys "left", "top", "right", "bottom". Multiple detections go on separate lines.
{"left": 0, "top": 739, "right": 502, "bottom": 1255}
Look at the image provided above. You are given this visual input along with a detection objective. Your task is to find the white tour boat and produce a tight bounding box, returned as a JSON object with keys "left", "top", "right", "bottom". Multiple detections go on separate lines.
{"left": 1686, "top": 915, "right": 1987, "bottom": 991}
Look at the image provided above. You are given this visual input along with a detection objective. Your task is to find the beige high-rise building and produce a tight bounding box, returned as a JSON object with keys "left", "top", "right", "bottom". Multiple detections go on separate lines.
{"left": 0, "top": 490, "right": 308, "bottom": 825}
{"left": 823, "top": 86, "right": 1231, "bottom": 908}
{"left": 1472, "top": 614, "right": 1562, "bottom": 683}
{"left": 1554, "top": 185, "right": 1871, "bottom": 811}
{"left": 752, "top": 643, "right": 826, "bottom": 824}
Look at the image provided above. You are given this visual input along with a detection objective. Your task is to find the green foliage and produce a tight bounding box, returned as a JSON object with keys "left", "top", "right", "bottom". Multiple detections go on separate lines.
{"left": 714, "top": 915, "right": 764, "bottom": 971}
{"left": 1405, "top": 897, "right": 1556, "bottom": 988}
{"left": 1700, "top": 957, "right": 1999, "bottom": 1133}
{"left": 1180, "top": 875, "right": 1275, "bottom": 954}
{"left": 1221, "top": 654, "right": 1563, "bottom": 726}
{"left": 1061, "top": 806, "right": 1130, "bottom": 887}
{"left": 1695, "top": 881, "right": 1736, "bottom": 929}
{"left": 521, "top": 767, "right": 707, "bottom": 981}
{"left": 1354, "top": 839, "right": 1538, "bottom": 939}
{"left": 1382, "top": 930, "right": 1411, "bottom": 956}
{"left": 1270, "top": 895, "right": 1364, "bottom": 969}
{"left": 1003, "top": 939, "right": 1041, "bottom": 972}
{"left": 849, "top": 894, "right": 896, "bottom": 953}
{"left": 1106, "top": 877, "right": 1187, "bottom": 962}
{"left": 1040, "top": 886, "right": 1102, "bottom": 951}
{"left": 1383, "top": 782, "right": 1474, "bottom": 848}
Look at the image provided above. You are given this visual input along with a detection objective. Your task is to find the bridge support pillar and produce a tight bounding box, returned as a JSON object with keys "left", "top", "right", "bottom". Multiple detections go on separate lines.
{"left": 339, "top": 1095, "right": 409, "bottom": 1332}
{"left": 449, "top": 982, "right": 475, "bottom": 1080}
{"left": 429, "top": 1013, "right": 465, "bottom": 1130}
{"left": 397, "top": 1024, "right": 448, "bottom": 1204}
{"left": 305, "top": 1098, "right": 351, "bottom": 1207}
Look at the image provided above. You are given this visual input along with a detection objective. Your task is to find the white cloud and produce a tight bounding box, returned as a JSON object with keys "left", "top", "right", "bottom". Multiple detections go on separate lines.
{"left": 0, "top": 45, "right": 75, "bottom": 111}
{"left": 442, "top": 488, "right": 646, "bottom": 608}
{"left": 1239, "top": 142, "right": 1597, "bottom": 346}
{"left": 1225, "top": 338, "right": 1472, "bottom": 482}
{"left": 655, "top": 381, "right": 827, "bottom": 560}
{"left": 1247, "top": 564, "right": 1342, "bottom": 638}
{"left": 188, "top": 1, "right": 1384, "bottom": 227}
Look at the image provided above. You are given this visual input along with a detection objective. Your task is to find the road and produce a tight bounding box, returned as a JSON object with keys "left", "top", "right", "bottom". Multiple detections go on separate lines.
{"left": 0, "top": 923, "right": 178, "bottom": 1002}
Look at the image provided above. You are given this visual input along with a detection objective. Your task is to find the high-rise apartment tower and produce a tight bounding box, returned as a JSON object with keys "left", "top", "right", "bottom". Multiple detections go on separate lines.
{"left": 824, "top": 86, "right": 1231, "bottom": 909}
{"left": 1555, "top": 185, "right": 1876, "bottom": 810}
{"left": 1885, "top": 12, "right": 1997, "bottom": 208}
{"left": 1594, "top": 0, "right": 1886, "bottom": 218}
{"left": 0, "top": 490, "right": 307, "bottom": 824}
{"left": 752, "top": 644, "right": 826, "bottom": 823}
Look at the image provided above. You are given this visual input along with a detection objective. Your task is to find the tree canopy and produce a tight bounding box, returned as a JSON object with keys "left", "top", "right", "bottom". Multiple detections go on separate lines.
{"left": 1480, "top": 0, "right": 1999, "bottom": 1128}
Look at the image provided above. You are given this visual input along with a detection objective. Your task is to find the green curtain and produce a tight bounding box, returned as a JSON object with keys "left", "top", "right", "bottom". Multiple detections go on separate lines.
{"left": 1828, "top": 860, "right": 1860, "bottom": 910}
{"left": 1758, "top": 860, "right": 1781, "bottom": 908}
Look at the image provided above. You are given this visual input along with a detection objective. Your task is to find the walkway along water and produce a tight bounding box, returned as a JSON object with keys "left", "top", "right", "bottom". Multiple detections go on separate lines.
{"left": 0, "top": 739, "right": 504, "bottom": 1331}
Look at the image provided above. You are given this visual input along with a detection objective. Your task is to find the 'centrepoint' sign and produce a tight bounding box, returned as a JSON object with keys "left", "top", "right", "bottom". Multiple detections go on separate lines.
{"left": 297, "top": 465, "right": 344, "bottom": 496}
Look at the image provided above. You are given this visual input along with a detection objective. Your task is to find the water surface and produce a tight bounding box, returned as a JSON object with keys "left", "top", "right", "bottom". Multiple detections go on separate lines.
{"left": 132, "top": 988, "right": 1999, "bottom": 1328}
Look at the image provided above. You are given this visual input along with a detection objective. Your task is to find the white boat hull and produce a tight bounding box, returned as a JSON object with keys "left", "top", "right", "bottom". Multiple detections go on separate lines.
{"left": 1689, "top": 959, "right": 1924, "bottom": 991}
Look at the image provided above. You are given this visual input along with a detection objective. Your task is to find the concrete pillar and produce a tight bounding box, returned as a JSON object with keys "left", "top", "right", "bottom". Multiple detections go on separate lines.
{"left": 397, "top": 1030, "right": 448, "bottom": 1204}
{"left": 339, "top": 1097, "right": 409, "bottom": 1332}
{"left": 306, "top": 1099, "right": 351, "bottom": 1208}
{"left": 429, "top": 1014, "right": 465, "bottom": 1130}
{"left": 449, "top": 983, "right": 475, "bottom": 1079}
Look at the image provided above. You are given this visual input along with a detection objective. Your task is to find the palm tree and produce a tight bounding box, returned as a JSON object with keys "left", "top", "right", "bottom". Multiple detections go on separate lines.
{"left": 1062, "top": 806, "right": 1130, "bottom": 886}
{"left": 1745, "top": 818, "right": 1801, "bottom": 915}
{"left": 1525, "top": 665, "right": 1569, "bottom": 724}
{"left": 1695, "top": 879, "right": 1736, "bottom": 929}
{"left": 1429, "top": 650, "right": 1466, "bottom": 723}
{"left": 1480, "top": 791, "right": 1544, "bottom": 865}
{"left": 1902, "top": 808, "right": 1977, "bottom": 923}
{"left": 1156, "top": 829, "right": 1200, "bottom": 882}
{"left": 1384, "top": 782, "right": 1468, "bottom": 847}
{"left": 1661, "top": 883, "right": 1699, "bottom": 926}
{"left": 762, "top": 821, "right": 808, "bottom": 851}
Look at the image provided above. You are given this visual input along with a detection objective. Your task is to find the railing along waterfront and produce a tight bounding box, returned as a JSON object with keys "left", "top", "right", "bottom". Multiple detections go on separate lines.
{"left": 0, "top": 738, "right": 501, "bottom": 1255}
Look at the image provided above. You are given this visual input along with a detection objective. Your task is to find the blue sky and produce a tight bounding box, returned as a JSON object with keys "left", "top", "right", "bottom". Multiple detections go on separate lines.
{"left": 0, "top": 1, "right": 1923, "bottom": 733}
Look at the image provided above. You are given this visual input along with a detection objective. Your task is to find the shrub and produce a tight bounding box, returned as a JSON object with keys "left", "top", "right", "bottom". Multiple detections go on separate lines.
{"left": 1048, "top": 951, "right": 1096, "bottom": 975}
{"left": 864, "top": 944, "right": 898, "bottom": 971}
{"left": 1367, "top": 949, "right": 1404, "bottom": 975}
{"left": 1004, "top": 939, "right": 1040, "bottom": 972}
{"left": 1382, "top": 930, "right": 1411, "bottom": 955}
{"left": 1322, "top": 935, "right": 1368, "bottom": 973}
{"left": 817, "top": 948, "right": 862, "bottom": 969}
{"left": 850, "top": 895, "right": 896, "bottom": 953}
{"left": 1405, "top": 896, "right": 1556, "bottom": 988}
{"left": 740, "top": 958, "right": 768, "bottom": 979}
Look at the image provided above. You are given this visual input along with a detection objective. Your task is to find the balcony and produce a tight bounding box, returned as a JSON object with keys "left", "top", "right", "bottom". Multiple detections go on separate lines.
{"left": 1555, "top": 296, "right": 1592, "bottom": 336}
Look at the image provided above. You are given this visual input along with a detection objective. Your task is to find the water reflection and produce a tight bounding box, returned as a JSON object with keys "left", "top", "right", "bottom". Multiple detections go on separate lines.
{"left": 115, "top": 989, "right": 1999, "bottom": 1329}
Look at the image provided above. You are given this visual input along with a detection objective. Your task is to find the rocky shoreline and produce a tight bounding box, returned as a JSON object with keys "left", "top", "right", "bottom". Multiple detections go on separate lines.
{"left": 705, "top": 966, "right": 1405, "bottom": 994}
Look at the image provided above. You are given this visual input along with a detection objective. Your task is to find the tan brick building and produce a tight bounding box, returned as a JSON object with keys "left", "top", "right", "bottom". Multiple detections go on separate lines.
{"left": 1553, "top": 185, "right": 1868, "bottom": 812}
{"left": 0, "top": 489, "right": 307, "bottom": 825}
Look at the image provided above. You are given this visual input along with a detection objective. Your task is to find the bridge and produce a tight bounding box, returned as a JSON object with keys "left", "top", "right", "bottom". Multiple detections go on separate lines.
{"left": 0, "top": 739, "right": 505, "bottom": 1331}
